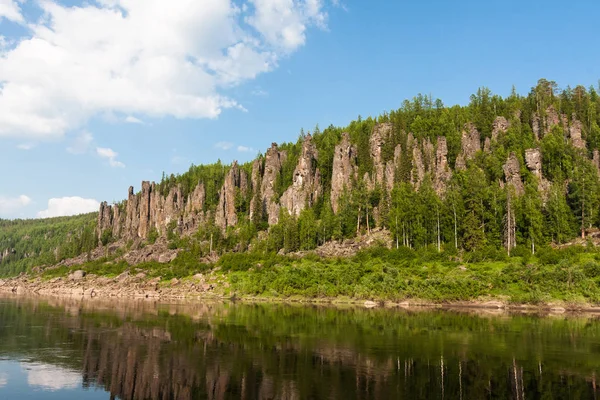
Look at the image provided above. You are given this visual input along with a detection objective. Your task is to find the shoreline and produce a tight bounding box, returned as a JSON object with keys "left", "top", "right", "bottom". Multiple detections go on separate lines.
{"left": 2, "top": 274, "right": 600, "bottom": 314}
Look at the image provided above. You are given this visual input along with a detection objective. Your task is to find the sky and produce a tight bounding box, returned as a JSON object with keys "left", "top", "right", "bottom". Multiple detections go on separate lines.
{"left": 0, "top": 0, "right": 598, "bottom": 219}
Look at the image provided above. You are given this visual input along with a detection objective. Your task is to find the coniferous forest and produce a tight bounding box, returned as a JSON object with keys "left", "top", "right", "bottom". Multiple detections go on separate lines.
{"left": 3, "top": 79, "right": 600, "bottom": 304}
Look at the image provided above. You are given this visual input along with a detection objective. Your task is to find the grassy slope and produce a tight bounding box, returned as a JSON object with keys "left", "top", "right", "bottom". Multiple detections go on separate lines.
{"left": 35, "top": 244, "right": 600, "bottom": 305}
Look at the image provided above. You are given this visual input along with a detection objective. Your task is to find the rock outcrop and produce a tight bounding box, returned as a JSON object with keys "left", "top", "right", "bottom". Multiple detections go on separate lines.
{"left": 280, "top": 135, "right": 322, "bottom": 216}
{"left": 434, "top": 137, "right": 452, "bottom": 195}
{"left": 92, "top": 111, "right": 593, "bottom": 255}
{"left": 502, "top": 152, "right": 524, "bottom": 195}
{"left": 260, "top": 144, "right": 286, "bottom": 225}
{"left": 182, "top": 182, "right": 206, "bottom": 232}
{"left": 455, "top": 123, "right": 481, "bottom": 170}
{"left": 569, "top": 116, "right": 586, "bottom": 149}
{"left": 533, "top": 106, "right": 568, "bottom": 140}
{"left": 525, "top": 148, "right": 551, "bottom": 196}
{"left": 369, "top": 123, "right": 393, "bottom": 187}
{"left": 331, "top": 133, "right": 358, "bottom": 213}
{"left": 491, "top": 116, "right": 509, "bottom": 142}
{"left": 98, "top": 179, "right": 207, "bottom": 243}
{"left": 410, "top": 137, "right": 426, "bottom": 189}
{"left": 215, "top": 162, "right": 248, "bottom": 230}
{"left": 384, "top": 144, "right": 402, "bottom": 193}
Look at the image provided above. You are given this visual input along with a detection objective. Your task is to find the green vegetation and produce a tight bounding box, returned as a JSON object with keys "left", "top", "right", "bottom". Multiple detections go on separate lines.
{"left": 225, "top": 245, "right": 600, "bottom": 304}
{"left": 0, "top": 213, "right": 97, "bottom": 277}
{"left": 4, "top": 79, "right": 600, "bottom": 307}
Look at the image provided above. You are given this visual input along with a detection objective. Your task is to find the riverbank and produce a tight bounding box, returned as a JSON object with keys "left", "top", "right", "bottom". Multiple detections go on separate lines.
{"left": 3, "top": 271, "right": 600, "bottom": 314}
{"left": 4, "top": 245, "right": 600, "bottom": 312}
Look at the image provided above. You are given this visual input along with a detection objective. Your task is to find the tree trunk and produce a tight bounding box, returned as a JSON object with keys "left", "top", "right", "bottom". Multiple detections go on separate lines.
{"left": 436, "top": 206, "right": 441, "bottom": 252}
{"left": 452, "top": 204, "right": 458, "bottom": 249}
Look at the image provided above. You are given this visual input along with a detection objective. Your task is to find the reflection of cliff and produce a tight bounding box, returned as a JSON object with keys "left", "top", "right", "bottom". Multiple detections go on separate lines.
{"left": 1, "top": 296, "right": 600, "bottom": 400}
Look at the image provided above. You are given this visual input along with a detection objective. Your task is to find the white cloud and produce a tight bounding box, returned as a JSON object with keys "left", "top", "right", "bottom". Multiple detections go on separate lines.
{"left": 237, "top": 145, "right": 255, "bottom": 152}
{"left": 0, "top": 195, "right": 32, "bottom": 216}
{"left": 215, "top": 141, "right": 234, "bottom": 150}
{"left": 0, "top": 0, "right": 330, "bottom": 140}
{"left": 22, "top": 363, "right": 81, "bottom": 391}
{"left": 96, "top": 146, "right": 125, "bottom": 168}
{"left": 37, "top": 197, "right": 100, "bottom": 218}
{"left": 66, "top": 131, "right": 93, "bottom": 154}
{"left": 0, "top": 0, "right": 23, "bottom": 23}
{"left": 0, "top": 372, "right": 7, "bottom": 388}
{"left": 125, "top": 116, "right": 143, "bottom": 124}
{"left": 246, "top": 0, "right": 327, "bottom": 52}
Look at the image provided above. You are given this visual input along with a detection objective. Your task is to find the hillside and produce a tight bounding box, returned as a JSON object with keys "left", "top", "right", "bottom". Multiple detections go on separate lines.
{"left": 3, "top": 78, "right": 600, "bottom": 282}
{"left": 0, "top": 214, "right": 96, "bottom": 277}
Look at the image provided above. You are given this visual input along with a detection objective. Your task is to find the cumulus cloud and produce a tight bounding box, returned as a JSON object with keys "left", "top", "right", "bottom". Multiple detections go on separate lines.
{"left": 0, "top": 0, "right": 331, "bottom": 140}
{"left": 96, "top": 146, "right": 125, "bottom": 168}
{"left": 22, "top": 363, "right": 81, "bottom": 391}
{"left": 237, "top": 145, "right": 255, "bottom": 152}
{"left": 215, "top": 141, "right": 234, "bottom": 150}
{"left": 0, "top": 0, "right": 23, "bottom": 23}
{"left": 0, "top": 195, "right": 32, "bottom": 216}
{"left": 66, "top": 131, "right": 93, "bottom": 154}
{"left": 246, "top": 0, "right": 327, "bottom": 52}
{"left": 36, "top": 197, "right": 100, "bottom": 218}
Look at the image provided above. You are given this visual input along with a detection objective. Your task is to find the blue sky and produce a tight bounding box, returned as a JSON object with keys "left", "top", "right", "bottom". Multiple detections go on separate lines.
{"left": 0, "top": 0, "right": 598, "bottom": 218}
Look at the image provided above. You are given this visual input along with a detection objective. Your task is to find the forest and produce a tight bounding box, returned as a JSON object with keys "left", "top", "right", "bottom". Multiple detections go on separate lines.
{"left": 3, "top": 78, "right": 600, "bottom": 293}
{"left": 155, "top": 78, "right": 600, "bottom": 258}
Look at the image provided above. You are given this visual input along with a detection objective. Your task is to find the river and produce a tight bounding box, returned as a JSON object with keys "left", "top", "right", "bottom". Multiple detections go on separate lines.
{"left": 0, "top": 295, "right": 599, "bottom": 399}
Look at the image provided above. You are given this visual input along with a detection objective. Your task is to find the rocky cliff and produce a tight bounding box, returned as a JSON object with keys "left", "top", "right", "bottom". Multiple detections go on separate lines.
{"left": 94, "top": 109, "right": 599, "bottom": 248}
{"left": 455, "top": 123, "right": 481, "bottom": 170}
{"left": 215, "top": 162, "right": 248, "bottom": 230}
{"left": 280, "top": 134, "right": 322, "bottom": 216}
{"left": 331, "top": 133, "right": 357, "bottom": 214}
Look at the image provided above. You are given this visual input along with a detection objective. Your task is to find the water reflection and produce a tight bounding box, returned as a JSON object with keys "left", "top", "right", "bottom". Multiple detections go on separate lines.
{"left": 1, "top": 295, "right": 600, "bottom": 399}
{"left": 24, "top": 362, "right": 82, "bottom": 391}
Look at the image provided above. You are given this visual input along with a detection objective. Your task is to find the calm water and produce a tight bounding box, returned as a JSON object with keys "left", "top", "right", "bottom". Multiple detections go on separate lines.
{"left": 0, "top": 296, "right": 600, "bottom": 399}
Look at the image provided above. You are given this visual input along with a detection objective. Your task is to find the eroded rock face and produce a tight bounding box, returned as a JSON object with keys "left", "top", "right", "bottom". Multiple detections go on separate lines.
{"left": 411, "top": 141, "right": 425, "bottom": 189}
{"left": 546, "top": 105, "right": 561, "bottom": 133}
{"left": 491, "top": 116, "right": 509, "bottom": 142}
{"left": 97, "top": 202, "right": 114, "bottom": 241}
{"left": 138, "top": 181, "right": 153, "bottom": 239}
{"left": 249, "top": 159, "right": 262, "bottom": 219}
{"left": 525, "top": 148, "right": 551, "bottom": 197}
{"left": 455, "top": 123, "right": 481, "bottom": 170}
{"left": 186, "top": 183, "right": 205, "bottom": 214}
{"left": 261, "top": 143, "right": 286, "bottom": 225}
{"left": 331, "top": 133, "right": 358, "bottom": 214}
{"left": 525, "top": 148, "right": 543, "bottom": 178}
{"left": 124, "top": 186, "right": 140, "bottom": 240}
{"left": 156, "top": 185, "right": 184, "bottom": 235}
{"left": 569, "top": 116, "right": 586, "bottom": 149}
{"left": 369, "top": 123, "right": 393, "bottom": 187}
{"left": 281, "top": 135, "right": 322, "bottom": 216}
{"left": 533, "top": 106, "right": 568, "bottom": 140}
{"left": 434, "top": 137, "right": 452, "bottom": 195}
{"left": 215, "top": 162, "right": 248, "bottom": 230}
{"left": 502, "top": 152, "right": 524, "bottom": 195}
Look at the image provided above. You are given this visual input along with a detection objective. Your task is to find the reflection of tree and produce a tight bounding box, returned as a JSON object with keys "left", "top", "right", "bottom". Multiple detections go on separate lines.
{"left": 1, "top": 296, "right": 600, "bottom": 399}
